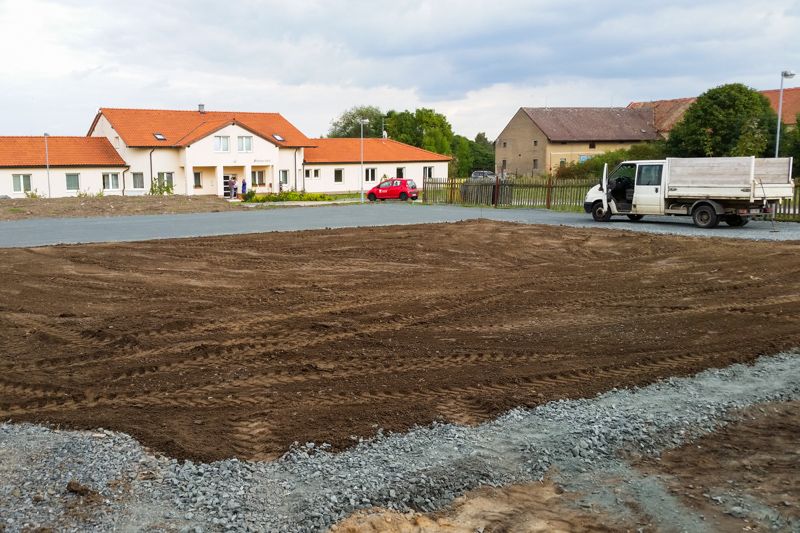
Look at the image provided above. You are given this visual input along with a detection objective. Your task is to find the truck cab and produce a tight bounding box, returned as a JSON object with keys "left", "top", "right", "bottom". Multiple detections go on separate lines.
{"left": 584, "top": 160, "right": 666, "bottom": 221}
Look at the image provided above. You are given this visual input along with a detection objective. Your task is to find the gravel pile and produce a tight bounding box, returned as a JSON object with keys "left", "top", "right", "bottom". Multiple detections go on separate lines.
{"left": 2, "top": 350, "right": 799, "bottom": 532}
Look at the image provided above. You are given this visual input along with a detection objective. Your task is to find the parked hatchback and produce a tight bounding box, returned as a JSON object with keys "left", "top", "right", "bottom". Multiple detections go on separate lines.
{"left": 367, "top": 178, "right": 418, "bottom": 201}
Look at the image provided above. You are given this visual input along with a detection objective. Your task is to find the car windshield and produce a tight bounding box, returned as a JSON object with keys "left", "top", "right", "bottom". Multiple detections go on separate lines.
{"left": 379, "top": 181, "right": 391, "bottom": 189}
{"left": 407, "top": 180, "right": 417, "bottom": 189}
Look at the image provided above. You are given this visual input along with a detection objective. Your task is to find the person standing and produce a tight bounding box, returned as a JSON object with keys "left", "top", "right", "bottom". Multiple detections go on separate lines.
{"left": 241, "top": 176, "right": 247, "bottom": 197}
{"left": 231, "top": 177, "right": 238, "bottom": 199}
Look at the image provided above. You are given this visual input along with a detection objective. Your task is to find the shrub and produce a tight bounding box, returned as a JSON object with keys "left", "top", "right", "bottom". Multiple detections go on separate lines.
{"left": 244, "top": 191, "right": 335, "bottom": 203}
{"left": 24, "top": 189, "right": 41, "bottom": 199}
{"left": 148, "top": 180, "right": 174, "bottom": 196}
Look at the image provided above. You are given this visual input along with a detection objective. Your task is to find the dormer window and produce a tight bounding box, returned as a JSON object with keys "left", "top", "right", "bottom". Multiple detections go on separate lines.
{"left": 153, "top": 133, "right": 166, "bottom": 141}
{"left": 272, "top": 134, "right": 285, "bottom": 142}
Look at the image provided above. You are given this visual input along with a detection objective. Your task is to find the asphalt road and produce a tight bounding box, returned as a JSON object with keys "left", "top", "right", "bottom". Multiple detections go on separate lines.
{"left": 0, "top": 203, "right": 798, "bottom": 248}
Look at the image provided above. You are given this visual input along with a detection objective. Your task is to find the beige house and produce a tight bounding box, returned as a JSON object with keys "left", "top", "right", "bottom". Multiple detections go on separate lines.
{"left": 495, "top": 107, "right": 659, "bottom": 176}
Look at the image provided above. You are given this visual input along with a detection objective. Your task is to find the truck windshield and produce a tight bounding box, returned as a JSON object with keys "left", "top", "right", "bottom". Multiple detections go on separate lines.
{"left": 608, "top": 163, "right": 636, "bottom": 181}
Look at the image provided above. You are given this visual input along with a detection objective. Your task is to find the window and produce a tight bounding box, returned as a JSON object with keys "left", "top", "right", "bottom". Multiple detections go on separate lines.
{"left": 273, "top": 133, "right": 285, "bottom": 142}
{"left": 559, "top": 158, "right": 567, "bottom": 168}
{"left": 502, "top": 141, "right": 507, "bottom": 148}
{"left": 422, "top": 166, "right": 434, "bottom": 179}
{"left": 279, "top": 169, "right": 288, "bottom": 185}
{"left": 194, "top": 171, "right": 202, "bottom": 188}
{"left": 578, "top": 155, "right": 590, "bottom": 163}
{"left": 12, "top": 174, "right": 32, "bottom": 193}
{"left": 396, "top": 167, "right": 405, "bottom": 179}
{"left": 365, "top": 168, "right": 376, "bottom": 182}
{"left": 251, "top": 170, "right": 265, "bottom": 186}
{"left": 114, "top": 136, "right": 120, "bottom": 148}
{"left": 237, "top": 136, "right": 252, "bottom": 152}
{"left": 533, "top": 140, "right": 538, "bottom": 147}
{"left": 304, "top": 168, "right": 320, "bottom": 179}
{"left": 102, "top": 173, "right": 120, "bottom": 190}
{"left": 636, "top": 164, "right": 663, "bottom": 186}
{"left": 533, "top": 159, "right": 538, "bottom": 170}
{"left": 65, "top": 173, "right": 80, "bottom": 191}
{"left": 407, "top": 179, "right": 417, "bottom": 189}
{"left": 609, "top": 163, "right": 636, "bottom": 181}
{"left": 379, "top": 180, "right": 392, "bottom": 189}
{"left": 589, "top": 142, "right": 596, "bottom": 149}
{"left": 501, "top": 159, "right": 507, "bottom": 169}
{"left": 334, "top": 169, "right": 343, "bottom": 183}
{"left": 157, "top": 172, "right": 174, "bottom": 187}
{"left": 153, "top": 133, "right": 166, "bottom": 141}
{"left": 132, "top": 172, "right": 145, "bottom": 189}
{"left": 214, "top": 136, "right": 230, "bottom": 152}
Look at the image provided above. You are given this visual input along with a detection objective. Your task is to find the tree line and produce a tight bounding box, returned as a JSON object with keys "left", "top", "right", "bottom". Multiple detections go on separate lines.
{"left": 327, "top": 106, "right": 493, "bottom": 177}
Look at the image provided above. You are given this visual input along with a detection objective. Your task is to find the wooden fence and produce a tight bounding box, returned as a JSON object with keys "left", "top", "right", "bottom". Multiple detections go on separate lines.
{"left": 422, "top": 177, "right": 596, "bottom": 211}
{"left": 424, "top": 177, "right": 800, "bottom": 221}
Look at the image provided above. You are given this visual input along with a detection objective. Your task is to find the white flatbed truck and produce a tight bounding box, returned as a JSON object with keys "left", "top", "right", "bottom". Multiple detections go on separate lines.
{"left": 583, "top": 157, "right": 794, "bottom": 228}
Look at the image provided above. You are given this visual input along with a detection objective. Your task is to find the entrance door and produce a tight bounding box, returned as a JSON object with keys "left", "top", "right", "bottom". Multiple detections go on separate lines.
{"left": 632, "top": 164, "right": 664, "bottom": 214}
{"left": 223, "top": 174, "right": 234, "bottom": 198}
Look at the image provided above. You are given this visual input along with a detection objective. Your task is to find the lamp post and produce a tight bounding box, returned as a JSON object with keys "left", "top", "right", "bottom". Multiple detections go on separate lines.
{"left": 359, "top": 118, "right": 369, "bottom": 203}
{"left": 775, "top": 70, "right": 795, "bottom": 157}
{"left": 44, "top": 133, "right": 51, "bottom": 197}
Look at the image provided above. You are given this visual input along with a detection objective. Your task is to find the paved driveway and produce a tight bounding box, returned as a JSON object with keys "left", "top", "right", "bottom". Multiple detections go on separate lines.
{"left": 0, "top": 204, "right": 798, "bottom": 248}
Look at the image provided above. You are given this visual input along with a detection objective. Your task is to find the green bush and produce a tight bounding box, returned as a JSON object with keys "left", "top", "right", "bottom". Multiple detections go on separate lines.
{"left": 148, "top": 179, "right": 174, "bottom": 196}
{"left": 244, "top": 191, "right": 335, "bottom": 203}
{"left": 555, "top": 141, "right": 667, "bottom": 181}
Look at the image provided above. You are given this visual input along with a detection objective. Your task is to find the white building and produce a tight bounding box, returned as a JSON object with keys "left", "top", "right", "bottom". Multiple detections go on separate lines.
{"left": 302, "top": 138, "right": 451, "bottom": 194}
{"left": 0, "top": 136, "right": 127, "bottom": 198}
{"left": 87, "top": 106, "right": 315, "bottom": 196}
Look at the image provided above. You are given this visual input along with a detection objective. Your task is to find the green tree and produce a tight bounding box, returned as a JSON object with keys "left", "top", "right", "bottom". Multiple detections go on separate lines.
{"left": 474, "top": 132, "right": 492, "bottom": 147}
{"left": 783, "top": 113, "right": 800, "bottom": 177}
{"left": 667, "top": 83, "right": 777, "bottom": 157}
{"left": 451, "top": 135, "right": 473, "bottom": 177}
{"left": 385, "top": 110, "right": 420, "bottom": 146}
{"left": 385, "top": 108, "right": 454, "bottom": 155}
{"left": 328, "top": 106, "right": 385, "bottom": 138}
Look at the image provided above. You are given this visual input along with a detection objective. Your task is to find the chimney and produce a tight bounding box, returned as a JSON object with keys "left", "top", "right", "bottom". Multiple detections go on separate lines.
{"left": 198, "top": 104, "right": 206, "bottom": 113}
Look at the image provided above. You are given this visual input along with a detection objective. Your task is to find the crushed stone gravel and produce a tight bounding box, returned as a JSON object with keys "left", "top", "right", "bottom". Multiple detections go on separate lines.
{"left": 1, "top": 350, "right": 798, "bottom": 532}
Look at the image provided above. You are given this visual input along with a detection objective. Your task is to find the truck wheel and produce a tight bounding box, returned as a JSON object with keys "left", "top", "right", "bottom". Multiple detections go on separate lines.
{"left": 692, "top": 205, "right": 719, "bottom": 228}
{"left": 591, "top": 201, "right": 612, "bottom": 222}
{"left": 724, "top": 215, "right": 747, "bottom": 227}
{"left": 627, "top": 214, "right": 644, "bottom": 221}
{"left": 367, "top": 193, "right": 377, "bottom": 202}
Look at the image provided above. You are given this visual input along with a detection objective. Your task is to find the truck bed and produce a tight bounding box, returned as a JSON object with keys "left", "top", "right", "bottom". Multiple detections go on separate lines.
{"left": 665, "top": 157, "right": 794, "bottom": 201}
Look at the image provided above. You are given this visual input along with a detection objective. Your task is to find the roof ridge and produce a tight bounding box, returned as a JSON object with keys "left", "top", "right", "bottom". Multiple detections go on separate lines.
{"left": 100, "top": 107, "right": 282, "bottom": 116}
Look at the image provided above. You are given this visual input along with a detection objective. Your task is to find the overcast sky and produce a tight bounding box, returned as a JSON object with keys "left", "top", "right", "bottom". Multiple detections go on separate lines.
{"left": 1, "top": 0, "right": 798, "bottom": 140}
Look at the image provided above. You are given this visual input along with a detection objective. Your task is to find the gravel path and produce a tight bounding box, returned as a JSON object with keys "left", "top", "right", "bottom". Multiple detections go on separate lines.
{"left": 2, "top": 350, "right": 798, "bottom": 532}
{"left": 1, "top": 203, "right": 798, "bottom": 247}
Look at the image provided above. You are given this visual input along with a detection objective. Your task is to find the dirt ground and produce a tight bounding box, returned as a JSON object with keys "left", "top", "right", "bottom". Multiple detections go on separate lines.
{"left": 335, "top": 401, "right": 800, "bottom": 532}
{"left": 0, "top": 220, "right": 798, "bottom": 462}
{"left": 0, "top": 195, "right": 247, "bottom": 220}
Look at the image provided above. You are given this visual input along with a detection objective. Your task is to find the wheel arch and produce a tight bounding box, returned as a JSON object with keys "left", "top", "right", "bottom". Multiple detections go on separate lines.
{"left": 691, "top": 199, "right": 725, "bottom": 215}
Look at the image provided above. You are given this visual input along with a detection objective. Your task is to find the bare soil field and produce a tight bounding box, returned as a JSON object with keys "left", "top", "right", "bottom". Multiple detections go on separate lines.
{"left": 336, "top": 401, "right": 800, "bottom": 532}
{"left": 0, "top": 195, "right": 247, "bottom": 220}
{"left": 0, "top": 220, "right": 798, "bottom": 462}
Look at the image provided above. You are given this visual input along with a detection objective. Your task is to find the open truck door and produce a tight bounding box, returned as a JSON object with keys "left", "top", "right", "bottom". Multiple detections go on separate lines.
{"left": 601, "top": 163, "right": 609, "bottom": 214}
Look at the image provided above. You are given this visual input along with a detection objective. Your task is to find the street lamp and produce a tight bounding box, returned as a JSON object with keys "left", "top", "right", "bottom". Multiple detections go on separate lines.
{"left": 359, "top": 118, "right": 369, "bottom": 203}
{"left": 775, "top": 70, "right": 795, "bottom": 157}
{"left": 43, "top": 133, "right": 51, "bottom": 197}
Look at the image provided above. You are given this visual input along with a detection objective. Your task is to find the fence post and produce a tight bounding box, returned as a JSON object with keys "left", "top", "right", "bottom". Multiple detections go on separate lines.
{"left": 545, "top": 176, "right": 552, "bottom": 209}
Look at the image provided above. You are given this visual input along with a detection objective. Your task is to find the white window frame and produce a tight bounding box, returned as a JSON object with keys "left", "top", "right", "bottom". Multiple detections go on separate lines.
{"left": 12, "top": 174, "right": 32, "bottom": 193}
{"left": 334, "top": 168, "right": 343, "bottom": 183}
{"left": 251, "top": 170, "right": 265, "bottom": 186}
{"left": 237, "top": 136, "right": 252, "bottom": 152}
{"left": 365, "top": 168, "right": 376, "bottom": 182}
{"left": 131, "top": 172, "right": 145, "bottom": 189}
{"left": 279, "top": 169, "right": 289, "bottom": 185}
{"left": 422, "top": 166, "right": 434, "bottom": 179}
{"left": 305, "top": 168, "right": 320, "bottom": 179}
{"left": 65, "top": 172, "right": 80, "bottom": 191}
{"left": 396, "top": 167, "right": 405, "bottom": 179}
{"left": 193, "top": 171, "right": 202, "bottom": 189}
{"left": 157, "top": 172, "right": 174, "bottom": 187}
{"left": 214, "top": 136, "right": 230, "bottom": 152}
{"left": 102, "top": 172, "right": 120, "bottom": 190}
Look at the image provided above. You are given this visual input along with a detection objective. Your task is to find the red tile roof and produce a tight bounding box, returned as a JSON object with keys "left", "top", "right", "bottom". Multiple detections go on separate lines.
{"left": 521, "top": 107, "right": 659, "bottom": 142}
{"left": 0, "top": 136, "right": 126, "bottom": 168}
{"left": 760, "top": 87, "right": 800, "bottom": 125}
{"left": 304, "top": 138, "right": 452, "bottom": 164}
{"left": 89, "top": 108, "right": 314, "bottom": 148}
{"left": 629, "top": 87, "right": 800, "bottom": 132}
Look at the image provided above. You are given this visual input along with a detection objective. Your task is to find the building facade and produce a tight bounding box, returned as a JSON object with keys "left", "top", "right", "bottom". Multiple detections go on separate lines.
{"left": 0, "top": 136, "right": 127, "bottom": 198}
{"left": 495, "top": 107, "right": 659, "bottom": 176}
{"left": 302, "top": 138, "right": 451, "bottom": 194}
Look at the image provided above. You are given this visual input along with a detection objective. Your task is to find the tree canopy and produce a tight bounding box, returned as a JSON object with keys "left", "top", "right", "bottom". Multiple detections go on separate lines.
{"left": 667, "top": 83, "right": 778, "bottom": 157}
{"left": 327, "top": 106, "right": 386, "bottom": 138}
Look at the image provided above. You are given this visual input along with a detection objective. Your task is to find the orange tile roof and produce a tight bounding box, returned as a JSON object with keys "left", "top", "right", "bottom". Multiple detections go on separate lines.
{"left": 760, "top": 87, "right": 800, "bottom": 125}
{"left": 304, "top": 138, "right": 452, "bottom": 164}
{"left": 629, "top": 87, "right": 800, "bottom": 132}
{"left": 89, "top": 108, "right": 314, "bottom": 148}
{"left": 0, "top": 136, "right": 126, "bottom": 168}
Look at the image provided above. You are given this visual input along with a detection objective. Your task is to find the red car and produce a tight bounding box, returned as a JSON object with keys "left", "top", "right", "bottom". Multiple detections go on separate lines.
{"left": 367, "top": 178, "right": 418, "bottom": 201}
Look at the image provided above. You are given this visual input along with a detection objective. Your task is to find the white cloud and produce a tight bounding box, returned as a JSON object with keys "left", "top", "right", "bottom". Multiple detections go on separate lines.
{"left": 0, "top": 0, "right": 798, "bottom": 138}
